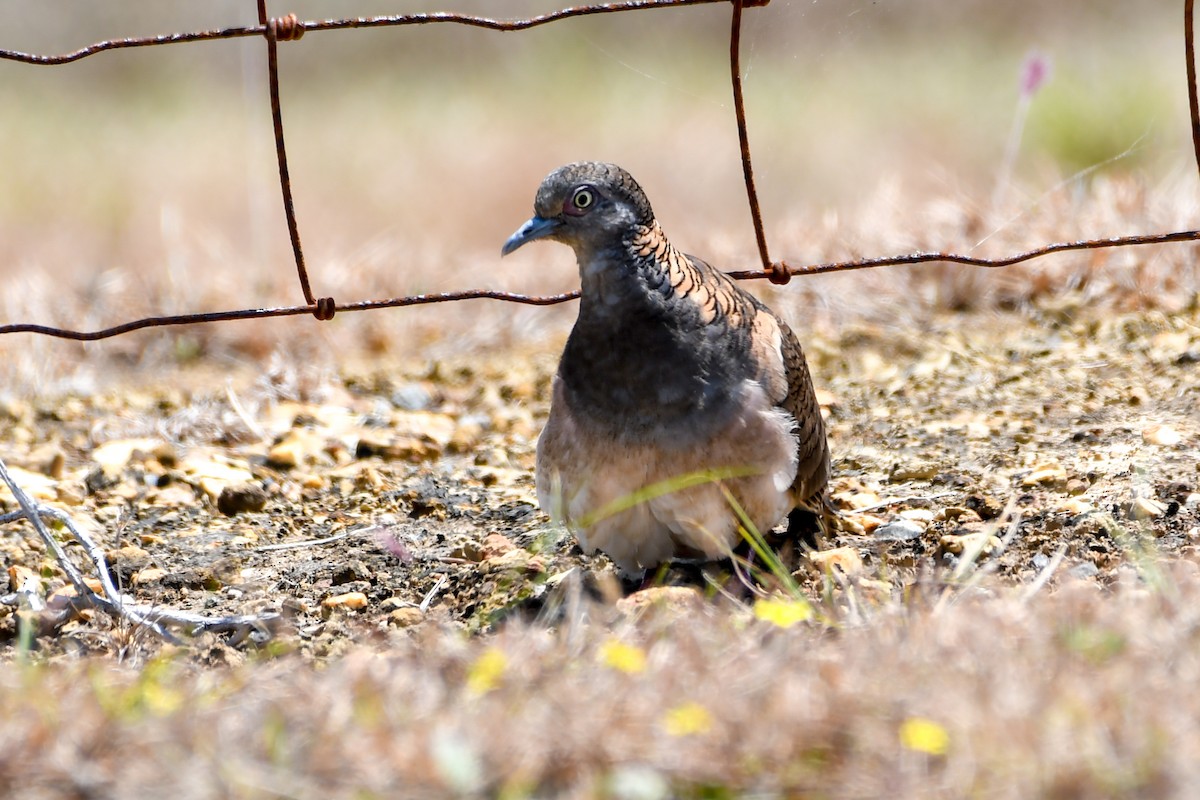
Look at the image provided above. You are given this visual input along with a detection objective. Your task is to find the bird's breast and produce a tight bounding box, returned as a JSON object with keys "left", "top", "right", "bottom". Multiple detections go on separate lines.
{"left": 558, "top": 311, "right": 746, "bottom": 442}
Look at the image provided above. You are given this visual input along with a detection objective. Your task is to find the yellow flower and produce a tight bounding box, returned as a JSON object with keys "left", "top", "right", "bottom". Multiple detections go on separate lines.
{"left": 599, "top": 639, "right": 647, "bottom": 674}
{"left": 753, "top": 596, "right": 813, "bottom": 629}
{"left": 466, "top": 647, "right": 507, "bottom": 696}
{"left": 899, "top": 717, "right": 950, "bottom": 756}
{"left": 662, "top": 702, "right": 713, "bottom": 736}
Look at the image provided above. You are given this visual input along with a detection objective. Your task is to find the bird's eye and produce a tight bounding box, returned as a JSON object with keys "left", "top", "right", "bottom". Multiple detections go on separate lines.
{"left": 561, "top": 186, "right": 596, "bottom": 217}
{"left": 571, "top": 188, "right": 594, "bottom": 211}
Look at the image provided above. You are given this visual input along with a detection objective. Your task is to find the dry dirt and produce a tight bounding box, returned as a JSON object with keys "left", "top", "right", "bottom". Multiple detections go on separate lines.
{"left": 2, "top": 291, "right": 1198, "bottom": 664}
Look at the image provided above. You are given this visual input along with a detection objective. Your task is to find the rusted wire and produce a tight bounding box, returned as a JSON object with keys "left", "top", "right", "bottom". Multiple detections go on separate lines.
{"left": 0, "top": 290, "right": 582, "bottom": 341}
{"left": 725, "top": 229, "right": 1200, "bottom": 281}
{"left": 1187, "top": 0, "right": 1200, "bottom": 175}
{"left": 314, "top": 296, "right": 337, "bottom": 321}
{"left": 257, "top": 1, "right": 321, "bottom": 312}
{"left": 4, "top": 228, "right": 1199, "bottom": 341}
{"left": 269, "top": 12, "right": 306, "bottom": 42}
{"left": 728, "top": 0, "right": 788, "bottom": 285}
{"left": 0, "top": 1, "right": 729, "bottom": 65}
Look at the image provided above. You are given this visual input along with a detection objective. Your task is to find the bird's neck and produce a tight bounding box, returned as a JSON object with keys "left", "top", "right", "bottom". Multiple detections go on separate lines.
{"left": 574, "top": 222, "right": 676, "bottom": 315}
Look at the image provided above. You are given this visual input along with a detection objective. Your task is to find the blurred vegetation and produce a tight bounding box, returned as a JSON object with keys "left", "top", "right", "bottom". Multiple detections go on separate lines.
{"left": 1, "top": 0, "right": 1187, "bottom": 187}
{"left": 0, "top": 0, "right": 1193, "bottom": 385}
{"left": 0, "top": 0, "right": 1190, "bottom": 268}
{"left": 1029, "top": 68, "right": 1178, "bottom": 175}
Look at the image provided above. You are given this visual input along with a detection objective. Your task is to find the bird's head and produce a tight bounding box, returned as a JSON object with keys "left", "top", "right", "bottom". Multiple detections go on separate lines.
{"left": 501, "top": 162, "right": 655, "bottom": 258}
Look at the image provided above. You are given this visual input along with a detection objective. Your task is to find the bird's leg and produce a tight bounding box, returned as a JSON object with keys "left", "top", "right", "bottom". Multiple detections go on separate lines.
{"left": 786, "top": 506, "right": 825, "bottom": 551}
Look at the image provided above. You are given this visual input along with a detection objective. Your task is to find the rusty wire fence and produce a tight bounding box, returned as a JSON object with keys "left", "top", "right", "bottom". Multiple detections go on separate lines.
{"left": 1, "top": 0, "right": 1200, "bottom": 343}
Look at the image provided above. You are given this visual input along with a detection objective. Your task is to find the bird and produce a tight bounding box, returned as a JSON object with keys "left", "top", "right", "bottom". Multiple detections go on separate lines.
{"left": 501, "top": 162, "right": 830, "bottom": 576}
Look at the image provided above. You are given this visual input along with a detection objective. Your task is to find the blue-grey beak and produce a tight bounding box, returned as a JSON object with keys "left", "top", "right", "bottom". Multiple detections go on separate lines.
{"left": 501, "top": 215, "right": 563, "bottom": 257}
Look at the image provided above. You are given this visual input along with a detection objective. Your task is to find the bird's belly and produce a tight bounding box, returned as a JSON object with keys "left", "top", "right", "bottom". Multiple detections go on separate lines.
{"left": 536, "top": 377, "right": 799, "bottom": 575}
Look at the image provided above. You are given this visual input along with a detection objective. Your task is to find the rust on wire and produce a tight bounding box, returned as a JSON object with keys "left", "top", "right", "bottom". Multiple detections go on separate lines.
{"left": 725, "top": 229, "right": 1200, "bottom": 281}
{"left": 728, "top": 0, "right": 788, "bottom": 285}
{"left": 257, "top": 2, "right": 322, "bottom": 313}
{"left": 269, "top": 12, "right": 306, "bottom": 42}
{"left": 0, "top": 1, "right": 729, "bottom": 65}
{"left": 0, "top": 291, "right": 582, "bottom": 342}
{"left": 1187, "top": 0, "right": 1200, "bottom": 178}
{"left": 4, "top": 228, "right": 1199, "bottom": 341}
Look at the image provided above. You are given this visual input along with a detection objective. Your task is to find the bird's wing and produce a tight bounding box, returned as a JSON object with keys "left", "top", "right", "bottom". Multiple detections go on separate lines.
{"left": 683, "top": 253, "right": 831, "bottom": 506}
{"left": 773, "top": 312, "right": 831, "bottom": 505}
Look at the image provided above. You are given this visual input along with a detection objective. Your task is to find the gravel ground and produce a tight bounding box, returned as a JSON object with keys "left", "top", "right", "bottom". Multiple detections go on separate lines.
{"left": 2, "top": 293, "right": 1198, "bottom": 663}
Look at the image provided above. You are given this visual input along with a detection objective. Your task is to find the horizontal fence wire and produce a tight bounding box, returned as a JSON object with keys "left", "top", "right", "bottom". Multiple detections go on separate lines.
{"left": 0, "top": 0, "right": 1197, "bottom": 341}
{"left": 0, "top": 0, "right": 745, "bottom": 65}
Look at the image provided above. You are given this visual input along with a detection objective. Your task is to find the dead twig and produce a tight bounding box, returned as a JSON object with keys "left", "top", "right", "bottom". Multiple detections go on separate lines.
{"left": 850, "top": 492, "right": 957, "bottom": 515}
{"left": 0, "top": 458, "right": 282, "bottom": 642}
{"left": 0, "top": 460, "right": 173, "bottom": 636}
{"left": 254, "top": 528, "right": 355, "bottom": 553}
{"left": 225, "top": 381, "right": 268, "bottom": 443}
{"left": 419, "top": 574, "right": 448, "bottom": 613}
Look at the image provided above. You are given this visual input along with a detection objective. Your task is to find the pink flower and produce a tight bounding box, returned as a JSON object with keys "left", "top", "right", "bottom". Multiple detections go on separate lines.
{"left": 1021, "top": 52, "right": 1052, "bottom": 97}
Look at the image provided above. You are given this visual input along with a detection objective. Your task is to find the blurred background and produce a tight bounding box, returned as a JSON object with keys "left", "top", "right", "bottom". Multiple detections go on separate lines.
{"left": 0, "top": 0, "right": 1195, "bottom": 393}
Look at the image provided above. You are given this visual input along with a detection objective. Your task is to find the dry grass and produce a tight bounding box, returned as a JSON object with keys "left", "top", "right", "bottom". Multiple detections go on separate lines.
{"left": 3, "top": 564, "right": 1200, "bottom": 798}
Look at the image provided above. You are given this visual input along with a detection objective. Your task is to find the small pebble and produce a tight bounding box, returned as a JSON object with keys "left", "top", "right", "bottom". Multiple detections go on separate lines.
{"left": 476, "top": 533, "right": 515, "bottom": 558}
{"left": 389, "top": 607, "right": 424, "bottom": 627}
{"left": 1142, "top": 424, "right": 1182, "bottom": 447}
{"left": 107, "top": 545, "right": 152, "bottom": 582}
{"left": 1065, "top": 478, "right": 1088, "bottom": 496}
{"left": 839, "top": 512, "right": 884, "bottom": 535}
{"left": 1128, "top": 496, "right": 1168, "bottom": 521}
{"left": 322, "top": 592, "right": 369, "bottom": 610}
{"left": 7, "top": 565, "right": 38, "bottom": 593}
{"left": 1067, "top": 562, "right": 1100, "bottom": 579}
{"left": 1022, "top": 462, "right": 1068, "bottom": 487}
{"left": 332, "top": 560, "right": 373, "bottom": 585}
{"left": 889, "top": 461, "right": 941, "bottom": 481}
{"left": 937, "top": 507, "right": 982, "bottom": 523}
{"left": 132, "top": 568, "right": 168, "bottom": 585}
{"left": 616, "top": 586, "right": 701, "bottom": 615}
{"left": 808, "top": 546, "right": 863, "bottom": 575}
{"left": 875, "top": 519, "right": 925, "bottom": 542}
{"left": 268, "top": 433, "right": 312, "bottom": 469}
{"left": 965, "top": 494, "right": 1004, "bottom": 520}
{"left": 939, "top": 532, "right": 1002, "bottom": 556}
{"left": 391, "top": 383, "right": 432, "bottom": 411}
{"left": 1056, "top": 498, "right": 1095, "bottom": 515}
{"left": 217, "top": 482, "right": 268, "bottom": 516}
